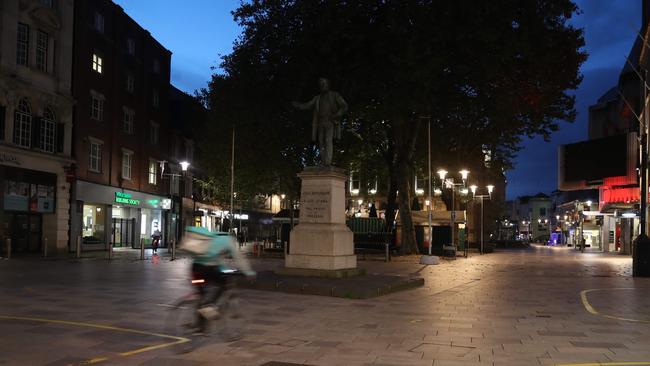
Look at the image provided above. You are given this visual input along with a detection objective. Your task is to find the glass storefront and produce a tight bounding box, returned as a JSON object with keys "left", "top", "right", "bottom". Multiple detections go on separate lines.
{"left": 82, "top": 204, "right": 106, "bottom": 244}
{"left": 140, "top": 208, "right": 163, "bottom": 245}
{"left": 74, "top": 181, "right": 171, "bottom": 250}
{"left": 111, "top": 206, "right": 135, "bottom": 247}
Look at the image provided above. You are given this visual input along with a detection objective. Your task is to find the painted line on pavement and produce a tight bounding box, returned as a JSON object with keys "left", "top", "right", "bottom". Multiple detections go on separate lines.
{"left": 0, "top": 315, "right": 189, "bottom": 364}
{"left": 557, "top": 362, "right": 650, "bottom": 366}
{"left": 580, "top": 288, "right": 650, "bottom": 324}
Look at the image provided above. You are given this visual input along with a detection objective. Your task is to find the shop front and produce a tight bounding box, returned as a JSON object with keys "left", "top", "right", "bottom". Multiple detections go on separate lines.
{"left": 0, "top": 149, "right": 71, "bottom": 255}
{"left": 72, "top": 180, "right": 171, "bottom": 250}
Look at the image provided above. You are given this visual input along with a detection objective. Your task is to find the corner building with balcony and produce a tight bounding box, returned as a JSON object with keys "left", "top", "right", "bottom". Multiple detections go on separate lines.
{"left": 69, "top": 0, "right": 174, "bottom": 251}
{"left": 0, "top": 0, "right": 75, "bottom": 255}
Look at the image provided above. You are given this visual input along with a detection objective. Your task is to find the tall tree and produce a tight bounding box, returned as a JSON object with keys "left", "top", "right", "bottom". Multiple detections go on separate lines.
{"left": 201, "top": 0, "right": 586, "bottom": 254}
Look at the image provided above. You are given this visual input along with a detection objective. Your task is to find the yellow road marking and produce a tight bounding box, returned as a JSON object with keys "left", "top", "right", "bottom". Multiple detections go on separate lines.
{"left": 580, "top": 288, "right": 650, "bottom": 323}
{"left": 80, "top": 357, "right": 109, "bottom": 364}
{"left": 558, "top": 362, "right": 650, "bottom": 366}
{"left": 0, "top": 315, "right": 189, "bottom": 364}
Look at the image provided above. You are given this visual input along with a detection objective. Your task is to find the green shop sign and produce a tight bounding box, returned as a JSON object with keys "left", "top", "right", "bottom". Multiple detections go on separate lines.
{"left": 115, "top": 191, "right": 140, "bottom": 206}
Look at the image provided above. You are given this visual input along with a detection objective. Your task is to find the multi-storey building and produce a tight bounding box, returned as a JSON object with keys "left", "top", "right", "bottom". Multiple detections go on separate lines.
{"left": 0, "top": 0, "right": 75, "bottom": 255}
{"left": 69, "top": 0, "right": 178, "bottom": 251}
{"left": 559, "top": 0, "right": 649, "bottom": 254}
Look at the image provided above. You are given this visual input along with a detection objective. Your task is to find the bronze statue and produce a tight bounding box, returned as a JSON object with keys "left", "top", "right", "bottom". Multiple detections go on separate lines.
{"left": 292, "top": 78, "right": 348, "bottom": 166}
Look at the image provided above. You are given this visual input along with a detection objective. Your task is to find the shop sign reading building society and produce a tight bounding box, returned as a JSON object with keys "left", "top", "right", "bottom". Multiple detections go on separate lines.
{"left": 301, "top": 189, "right": 330, "bottom": 223}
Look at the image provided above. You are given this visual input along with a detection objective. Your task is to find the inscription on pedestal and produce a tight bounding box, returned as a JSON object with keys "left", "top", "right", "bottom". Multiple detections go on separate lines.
{"left": 300, "top": 189, "right": 330, "bottom": 223}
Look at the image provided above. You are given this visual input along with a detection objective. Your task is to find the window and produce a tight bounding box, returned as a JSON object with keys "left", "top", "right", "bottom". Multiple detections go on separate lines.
{"left": 126, "top": 73, "right": 134, "bottom": 93}
{"left": 414, "top": 175, "right": 426, "bottom": 195}
{"left": 122, "top": 107, "right": 134, "bottom": 134}
{"left": 152, "top": 89, "right": 159, "bottom": 108}
{"left": 91, "top": 94, "right": 104, "bottom": 120}
{"left": 17, "top": 23, "right": 29, "bottom": 66}
{"left": 126, "top": 38, "right": 135, "bottom": 55}
{"left": 36, "top": 31, "right": 49, "bottom": 72}
{"left": 82, "top": 204, "right": 106, "bottom": 244}
{"left": 148, "top": 160, "right": 157, "bottom": 185}
{"left": 94, "top": 12, "right": 104, "bottom": 33}
{"left": 13, "top": 99, "right": 32, "bottom": 148}
{"left": 0, "top": 105, "right": 6, "bottom": 141}
{"left": 92, "top": 53, "right": 103, "bottom": 73}
{"left": 89, "top": 139, "right": 102, "bottom": 172}
{"left": 40, "top": 107, "right": 56, "bottom": 152}
{"left": 539, "top": 207, "right": 546, "bottom": 216}
{"left": 153, "top": 59, "right": 160, "bottom": 73}
{"left": 121, "top": 150, "right": 133, "bottom": 180}
{"left": 482, "top": 145, "right": 492, "bottom": 168}
{"left": 150, "top": 121, "right": 159, "bottom": 145}
{"left": 40, "top": 0, "right": 54, "bottom": 7}
{"left": 349, "top": 170, "right": 360, "bottom": 194}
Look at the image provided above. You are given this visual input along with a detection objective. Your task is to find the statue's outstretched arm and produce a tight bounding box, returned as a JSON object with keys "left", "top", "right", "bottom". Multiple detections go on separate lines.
{"left": 292, "top": 97, "right": 316, "bottom": 110}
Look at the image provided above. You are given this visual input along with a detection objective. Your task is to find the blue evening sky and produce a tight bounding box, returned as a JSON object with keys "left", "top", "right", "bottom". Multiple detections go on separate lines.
{"left": 114, "top": 0, "right": 641, "bottom": 200}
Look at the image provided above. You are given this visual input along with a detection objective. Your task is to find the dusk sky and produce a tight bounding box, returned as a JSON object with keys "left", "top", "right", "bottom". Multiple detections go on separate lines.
{"left": 114, "top": 0, "right": 642, "bottom": 200}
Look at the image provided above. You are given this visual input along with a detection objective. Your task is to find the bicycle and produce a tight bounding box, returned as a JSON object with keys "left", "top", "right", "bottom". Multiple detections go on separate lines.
{"left": 165, "top": 268, "right": 247, "bottom": 353}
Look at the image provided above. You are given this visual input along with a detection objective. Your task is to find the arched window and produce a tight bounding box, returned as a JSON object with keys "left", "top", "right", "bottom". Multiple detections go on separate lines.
{"left": 41, "top": 106, "right": 56, "bottom": 152}
{"left": 13, "top": 98, "right": 31, "bottom": 148}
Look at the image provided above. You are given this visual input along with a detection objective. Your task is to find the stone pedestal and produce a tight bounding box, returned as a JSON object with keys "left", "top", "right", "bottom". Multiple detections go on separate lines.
{"left": 283, "top": 166, "right": 358, "bottom": 277}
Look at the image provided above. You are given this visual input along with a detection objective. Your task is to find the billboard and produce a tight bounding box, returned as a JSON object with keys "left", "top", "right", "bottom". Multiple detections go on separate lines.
{"left": 558, "top": 132, "right": 637, "bottom": 190}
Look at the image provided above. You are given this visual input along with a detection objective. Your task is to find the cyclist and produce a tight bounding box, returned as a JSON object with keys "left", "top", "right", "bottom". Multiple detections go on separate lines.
{"left": 182, "top": 226, "right": 256, "bottom": 332}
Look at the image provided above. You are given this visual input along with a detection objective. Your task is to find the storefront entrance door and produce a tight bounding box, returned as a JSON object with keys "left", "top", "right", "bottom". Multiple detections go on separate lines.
{"left": 8, "top": 213, "right": 42, "bottom": 253}
{"left": 111, "top": 218, "right": 135, "bottom": 248}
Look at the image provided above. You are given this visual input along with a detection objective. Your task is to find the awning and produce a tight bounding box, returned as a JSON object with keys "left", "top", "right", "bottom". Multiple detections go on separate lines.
{"left": 396, "top": 210, "right": 466, "bottom": 225}
{"left": 272, "top": 209, "right": 299, "bottom": 224}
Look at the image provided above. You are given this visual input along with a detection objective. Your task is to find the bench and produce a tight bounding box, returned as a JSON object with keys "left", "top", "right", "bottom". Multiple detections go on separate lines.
{"left": 442, "top": 244, "right": 457, "bottom": 259}
{"left": 353, "top": 232, "right": 395, "bottom": 261}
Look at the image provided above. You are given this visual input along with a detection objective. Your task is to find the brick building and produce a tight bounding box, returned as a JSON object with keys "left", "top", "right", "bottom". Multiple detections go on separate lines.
{"left": 69, "top": 0, "right": 182, "bottom": 251}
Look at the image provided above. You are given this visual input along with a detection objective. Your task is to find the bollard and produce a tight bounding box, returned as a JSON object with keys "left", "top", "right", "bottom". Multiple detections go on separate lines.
{"left": 76, "top": 236, "right": 81, "bottom": 259}
{"left": 171, "top": 238, "right": 176, "bottom": 261}
{"left": 6, "top": 238, "right": 11, "bottom": 259}
{"left": 108, "top": 242, "right": 113, "bottom": 260}
{"left": 140, "top": 238, "right": 145, "bottom": 260}
{"left": 43, "top": 237, "right": 48, "bottom": 258}
{"left": 385, "top": 242, "right": 390, "bottom": 262}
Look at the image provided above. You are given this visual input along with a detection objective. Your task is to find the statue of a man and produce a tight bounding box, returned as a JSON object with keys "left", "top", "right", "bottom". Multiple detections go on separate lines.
{"left": 292, "top": 78, "right": 348, "bottom": 166}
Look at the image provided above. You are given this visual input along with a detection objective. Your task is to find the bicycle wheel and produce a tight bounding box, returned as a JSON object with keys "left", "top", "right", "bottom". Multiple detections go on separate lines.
{"left": 216, "top": 290, "right": 247, "bottom": 342}
{"left": 164, "top": 298, "right": 202, "bottom": 353}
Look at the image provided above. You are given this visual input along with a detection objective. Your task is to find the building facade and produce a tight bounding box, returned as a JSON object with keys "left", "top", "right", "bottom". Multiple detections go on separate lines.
{"left": 558, "top": 0, "right": 649, "bottom": 253}
{"left": 69, "top": 0, "right": 176, "bottom": 251}
{"left": 0, "top": 0, "right": 75, "bottom": 255}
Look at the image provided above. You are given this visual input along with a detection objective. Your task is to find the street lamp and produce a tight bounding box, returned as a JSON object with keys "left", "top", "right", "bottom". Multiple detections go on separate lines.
{"left": 180, "top": 161, "right": 190, "bottom": 172}
{"left": 436, "top": 169, "right": 469, "bottom": 257}
{"left": 470, "top": 184, "right": 493, "bottom": 254}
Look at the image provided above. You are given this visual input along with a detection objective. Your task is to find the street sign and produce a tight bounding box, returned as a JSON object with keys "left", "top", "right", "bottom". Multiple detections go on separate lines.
{"left": 451, "top": 211, "right": 456, "bottom": 220}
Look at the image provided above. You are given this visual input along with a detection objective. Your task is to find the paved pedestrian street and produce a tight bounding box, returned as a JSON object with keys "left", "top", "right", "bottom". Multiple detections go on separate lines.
{"left": 1, "top": 245, "right": 649, "bottom": 366}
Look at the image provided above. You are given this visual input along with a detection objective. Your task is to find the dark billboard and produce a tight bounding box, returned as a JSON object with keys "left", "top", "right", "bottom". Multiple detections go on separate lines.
{"left": 563, "top": 134, "right": 629, "bottom": 182}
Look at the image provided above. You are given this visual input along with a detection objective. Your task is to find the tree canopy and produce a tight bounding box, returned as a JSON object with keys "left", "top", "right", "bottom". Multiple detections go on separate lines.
{"left": 200, "top": 0, "right": 586, "bottom": 253}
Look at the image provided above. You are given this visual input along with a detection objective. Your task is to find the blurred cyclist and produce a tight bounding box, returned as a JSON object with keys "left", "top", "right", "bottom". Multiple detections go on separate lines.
{"left": 181, "top": 226, "right": 256, "bottom": 331}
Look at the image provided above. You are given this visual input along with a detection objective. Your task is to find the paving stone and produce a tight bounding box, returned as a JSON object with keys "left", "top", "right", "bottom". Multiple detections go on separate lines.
{"left": 569, "top": 341, "right": 628, "bottom": 349}
{"left": 537, "top": 330, "right": 587, "bottom": 337}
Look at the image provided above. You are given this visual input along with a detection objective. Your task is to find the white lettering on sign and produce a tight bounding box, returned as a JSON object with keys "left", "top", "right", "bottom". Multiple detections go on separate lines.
{"left": 0, "top": 152, "right": 20, "bottom": 165}
{"left": 301, "top": 190, "right": 330, "bottom": 222}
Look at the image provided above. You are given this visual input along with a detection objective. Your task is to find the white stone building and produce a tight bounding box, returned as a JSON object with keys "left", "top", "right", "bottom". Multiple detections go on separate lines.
{"left": 0, "top": 0, "right": 74, "bottom": 255}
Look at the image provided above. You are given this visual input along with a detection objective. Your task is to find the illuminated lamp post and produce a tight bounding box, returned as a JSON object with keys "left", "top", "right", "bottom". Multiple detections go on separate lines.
{"left": 436, "top": 168, "right": 469, "bottom": 257}
{"left": 469, "top": 184, "right": 493, "bottom": 254}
